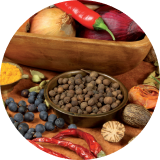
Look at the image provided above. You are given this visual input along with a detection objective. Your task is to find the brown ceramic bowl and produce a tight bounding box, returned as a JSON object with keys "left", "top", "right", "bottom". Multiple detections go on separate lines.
{"left": 0, "top": 62, "right": 29, "bottom": 94}
{"left": 44, "top": 70, "right": 128, "bottom": 128}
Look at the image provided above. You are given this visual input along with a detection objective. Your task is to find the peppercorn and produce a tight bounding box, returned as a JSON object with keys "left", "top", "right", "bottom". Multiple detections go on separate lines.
{"left": 92, "top": 106, "right": 98, "bottom": 113}
{"left": 63, "top": 84, "right": 69, "bottom": 90}
{"left": 86, "top": 106, "right": 92, "bottom": 113}
{"left": 88, "top": 98, "right": 95, "bottom": 106}
{"left": 75, "top": 79, "right": 82, "bottom": 85}
{"left": 77, "top": 95, "right": 84, "bottom": 102}
{"left": 78, "top": 109, "right": 83, "bottom": 114}
{"left": 60, "top": 93, "right": 66, "bottom": 100}
{"left": 99, "top": 97, "right": 104, "bottom": 103}
{"left": 76, "top": 88, "right": 83, "bottom": 95}
{"left": 97, "top": 102, "right": 102, "bottom": 108}
{"left": 101, "top": 105, "right": 111, "bottom": 113}
{"left": 64, "top": 97, "right": 71, "bottom": 104}
{"left": 69, "top": 85, "right": 74, "bottom": 90}
{"left": 58, "top": 78, "right": 63, "bottom": 84}
{"left": 112, "top": 91, "right": 118, "bottom": 97}
{"left": 98, "top": 76, "right": 105, "bottom": 81}
{"left": 57, "top": 87, "right": 64, "bottom": 94}
{"left": 55, "top": 94, "right": 60, "bottom": 101}
{"left": 59, "top": 100, "right": 64, "bottom": 106}
{"left": 49, "top": 90, "right": 56, "bottom": 97}
{"left": 70, "top": 107, "right": 78, "bottom": 113}
{"left": 96, "top": 79, "right": 102, "bottom": 85}
{"left": 104, "top": 97, "right": 113, "bottom": 104}
{"left": 111, "top": 102, "right": 118, "bottom": 109}
{"left": 83, "top": 88, "right": 88, "bottom": 94}
{"left": 80, "top": 102, "right": 88, "bottom": 110}
{"left": 79, "top": 84, "right": 84, "bottom": 89}
{"left": 62, "top": 78, "right": 68, "bottom": 84}
{"left": 116, "top": 100, "right": 121, "bottom": 105}
{"left": 66, "top": 103, "right": 72, "bottom": 109}
{"left": 103, "top": 79, "right": 111, "bottom": 86}
{"left": 117, "top": 94, "right": 123, "bottom": 100}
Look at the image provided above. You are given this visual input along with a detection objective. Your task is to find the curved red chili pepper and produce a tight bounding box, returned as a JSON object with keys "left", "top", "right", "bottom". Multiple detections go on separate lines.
{"left": 33, "top": 137, "right": 95, "bottom": 159}
{"left": 28, "top": 140, "right": 70, "bottom": 159}
{"left": 55, "top": 0, "right": 115, "bottom": 40}
{"left": 53, "top": 129, "right": 106, "bottom": 158}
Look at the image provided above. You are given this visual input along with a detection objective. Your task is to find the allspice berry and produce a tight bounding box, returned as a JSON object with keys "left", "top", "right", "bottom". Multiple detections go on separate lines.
{"left": 76, "top": 88, "right": 83, "bottom": 95}
{"left": 54, "top": 87, "right": 58, "bottom": 93}
{"left": 85, "top": 96, "right": 90, "bottom": 102}
{"left": 60, "top": 93, "right": 66, "bottom": 100}
{"left": 98, "top": 76, "right": 105, "bottom": 81}
{"left": 58, "top": 78, "right": 63, "bottom": 84}
{"left": 98, "top": 84, "right": 105, "bottom": 90}
{"left": 80, "top": 102, "right": 88, "bottom": 110}
{"left": 64, "top": 106, "right": 69, "bottom": 111}
{"left": 87, "top": 83, "right": 94, "bottom": 89}
{"left": 75, "top": 79, "right": 82, "bottom": 85}
{"left": 83, "top": 88, "right": 88, "bottom": 94}
{"left": 68, "top": 78, "right": 74, "bottom": 85}
{"left": 66, "top": 103, "right": 72, "bottom": 109}
{"left": 70, "top": 107, "right": 78, "bottom": 113}
{"left": 116, "top": 100, "right": 121, "bottom": 105}
{"left": 62, "top": 78, "right": 69, "bottom": 84}
{"left": 75, "top": 74, "right": 83, "bottom": 80}
{"left": 116, "top": 90, "right": 122, "bottom": 95}
{"left": 99, "top": 97, "right": 104, "bottom": 103}
{"left": 55, "top": 94, "right": 60, "bottom": 101}
{"left": 52, "top": 100, "right": 58, "bottom": 105}
{"left": 67, "top": 90, "right": 75, "bottom": 97}
{"left": 83, "top": 111, "right": 88, "bottom": 114}
{"left": 59, "top": 100, "right": 64, "bottom": 106}
{"left": 69, "top": 85, "right": 74, "bottom": 90}
{"left": 71, "top": 100, "right": 78, "bottom": 106}
{"left": 57, "top": 87, "right": 64, "bottom": 94}
{"left": 111, "top": 102, "right": 118, "bottom": 109}
{"left": 86, "top": 76, "right": 92, "bottom": 83}
{"left": 78, "top": 109, "right": 83, "bottom": 114}
{"left": 49, "top": 90, "right": 56, "bottom": 97}
{"left": 87, "top": 90, "right": 94, "bottom": 96}
{"left": 103, "top": 79, "right": 111, "bottom": 86}
{"left": 117, "top": 94, "right": 123, "bottom": 100}
{"left": 104, "top": 97, "right": 113, "bottom": 104}
{"left": 111, "top": 82, "right": 120, "bottom": 89}
{"left": 63, "top": 84, "right": 69, "bottom": 90}
{"left": 77, "top": 95, "right": 84, "bottom": 102}
{"left": 71, "top": 97, "right": 77, "bottom": 102}
{"left": 112, "top": 91, "right": 118, "bottom": 97}
{"left": 86, "top": 106, "right": 92, "bottom": 113}
{"left": 106, "top": 91, "right": 113, "bottom": 97}
{"left": 92, "top": 106, "right": 98, "bottom": 113}
{"left": 88, "top": 98, "right": 95, "bottom": 106}
{"left": 64, "top": 97, "right": 71, "bottom": 104}
{"left": 97, "top": 111, "right": 102, "bottom": 114}
{"left": 96, "top": 79, "right": 102, "bottom": 85}
{"left": 79, "top": 84, "right": 84, "bottom": 89}
{"left": 101, "top": 105, "right": 111, "bottom": 113}
{"left": 90, "top": 71, "right": 98, "bottom": 79}
{"left": 97, "top": 102, "right": 102, "bottom": 108}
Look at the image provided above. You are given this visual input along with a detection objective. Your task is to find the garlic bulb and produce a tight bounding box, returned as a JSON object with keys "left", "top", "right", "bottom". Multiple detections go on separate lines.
{"left": 101, "top": 121, "right": 125, "bottom": 142}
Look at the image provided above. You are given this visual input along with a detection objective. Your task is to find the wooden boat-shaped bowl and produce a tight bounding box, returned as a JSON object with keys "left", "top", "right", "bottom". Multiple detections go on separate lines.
{"left": 5, "top": 31, "right": 151, "bottom": 76}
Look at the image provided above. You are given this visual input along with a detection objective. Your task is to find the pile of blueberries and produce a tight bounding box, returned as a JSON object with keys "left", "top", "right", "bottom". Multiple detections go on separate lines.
{"left": 6, "top": 88, "right": 77, "bottom": 140}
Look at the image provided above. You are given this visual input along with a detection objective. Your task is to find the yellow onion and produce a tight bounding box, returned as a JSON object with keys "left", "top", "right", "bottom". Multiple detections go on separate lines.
{"left": 29, "top": 8, "right": 76, "bottom": 37}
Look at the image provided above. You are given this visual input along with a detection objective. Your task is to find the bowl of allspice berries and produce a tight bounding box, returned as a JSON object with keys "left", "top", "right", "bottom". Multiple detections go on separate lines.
{"left": 44, "top": 69, "right": 128, "bottom": 127}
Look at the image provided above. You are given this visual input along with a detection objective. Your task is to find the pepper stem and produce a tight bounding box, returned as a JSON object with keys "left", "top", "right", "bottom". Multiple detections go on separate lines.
{"left": 97, "top": 150, "right": 106, "bottom": 158}
{"left": 93, "top": 17, "right": 115, "bottom": 41}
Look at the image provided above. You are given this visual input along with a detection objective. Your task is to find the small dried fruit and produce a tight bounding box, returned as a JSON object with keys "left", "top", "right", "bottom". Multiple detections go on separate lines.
{"left": 101, "top": 121, "right": 125, "bottom": 142}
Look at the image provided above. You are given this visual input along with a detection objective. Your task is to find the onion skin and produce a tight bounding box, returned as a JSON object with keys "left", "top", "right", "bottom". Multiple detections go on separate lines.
{"left": 78, "top": 5, "right": 145, "bottom": 41}
{"left": 29, "top": 8, "right": 76, "bottom": 37}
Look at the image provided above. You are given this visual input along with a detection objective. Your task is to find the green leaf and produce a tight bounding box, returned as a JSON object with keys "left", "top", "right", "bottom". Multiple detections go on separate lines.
{"left": 154, "top": 61, "right": 159, "bottom": 67}
{"left": 30, "top": 70, "right": 45, "bottom": 79}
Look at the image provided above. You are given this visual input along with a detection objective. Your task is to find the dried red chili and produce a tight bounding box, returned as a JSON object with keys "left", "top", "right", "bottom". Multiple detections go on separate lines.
{"left": 53, "top": 129, "right": 106, "bottom": 158}
{"left": 28, "top": 140, "right": 70, "bottom": 159}
{"left": 33, "top": 137, "right": 95, "bottom": 159}
{"left": 55, "top": 0, "right": 115, "bottom": 40}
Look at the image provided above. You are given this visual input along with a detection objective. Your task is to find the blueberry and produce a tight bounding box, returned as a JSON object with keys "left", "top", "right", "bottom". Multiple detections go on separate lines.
{"left": 5, "top": 97, "right": 14, "bottom": 106}
{"left": 19, "top": 129, "right": 26, "bottom": 136}
{"left": 29, "top": 92, "right": 37, "bottom": 97}
{"left": 10, "top": 117, "right": 15, "bottom": 123}
{"left": 68, "top": 124, "right": 77, "bottom": 129}
{"left": 39, "top": 111, "right": 48, "bottom": 121}
{"left": 28, "top": 96, "right": 36, "bottom": 104}
{"left": 28, "top": 104, "right": 37, "bottom": 112}
{"left": 18, "top": 100, "right": 27, "bottom": 107}
{"left": 37, "top": 94, "right": 44, "bottom": 100}
{"left": 38, "top": 103, "right": 47, "bottom": 112}
{"left": 35, "top": 124, "right": 45, "bottom": 133}
{"left": 21, "top": 89, "right": 29, "bottom": 98}
{"left": 48, "top": 114, "right": 57, "bottom": 124}
{"left": 18, "top": 106, "right": 27, "bottom": 114}
{"left": 14, "top": 113, "right": 24, "bottom": 123}
{"left": 8, "top": 102, "right": 18, "bottom": 112}
{"left": 27, "top": 128, "right": 35, "bottom": 134}
{"left": 39, "top": 89, "right": 44, "bottom": 96}
{"left": 14, "top": 122, "right": 19, "bottom": 129}
{"left": 55, "top": 118, "right": 65, "bottom": 128}
{"left": 33, "top": 132, "right": 42, "bottom": 138}
{"left": 24, "top": 112, "right": 34, "bottom": 122}
{"left": 45, "top": 122, "right": 55, "bottom": 131}
{"left": 35, "top": 99, "right": 43, "bottom": 107}
{"left": 24, "top": 132, "right": 33, "bottom": 140}
{"left": 18, "top": 123, "right": 29, "bottom": 133}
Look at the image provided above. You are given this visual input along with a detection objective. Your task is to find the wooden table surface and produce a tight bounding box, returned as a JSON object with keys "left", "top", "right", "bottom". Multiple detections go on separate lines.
{"left": 2, "top": 57, "right": 155, "bottom": 160}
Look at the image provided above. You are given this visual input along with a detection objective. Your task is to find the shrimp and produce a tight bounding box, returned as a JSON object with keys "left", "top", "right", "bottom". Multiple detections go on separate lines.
{"left": 128, "top": 84, "right": 160, "bottom": 112}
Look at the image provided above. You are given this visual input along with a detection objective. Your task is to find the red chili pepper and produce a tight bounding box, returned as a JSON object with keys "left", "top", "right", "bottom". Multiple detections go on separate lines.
{"left": 55, "top": 0, "right": 115, "bottom": 40}
{"left": 28, "top": 140, "right": 70, "bottom": 159}
{"left": 53, "top": 129, "right": 106, "bottom": 158}
{"left": 33, "top": 137, "right": 95, "bottom": 159}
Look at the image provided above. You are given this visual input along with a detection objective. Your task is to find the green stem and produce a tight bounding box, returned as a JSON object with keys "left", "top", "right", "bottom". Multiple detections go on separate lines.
{"left": 93, "top": 17, "right": 115, "bottom": 41}
{"left": 151, "top": 76, "right": 160, "bottom": 84}
{"left": 97, "top": 150, "right": 106, "bottom": 158}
